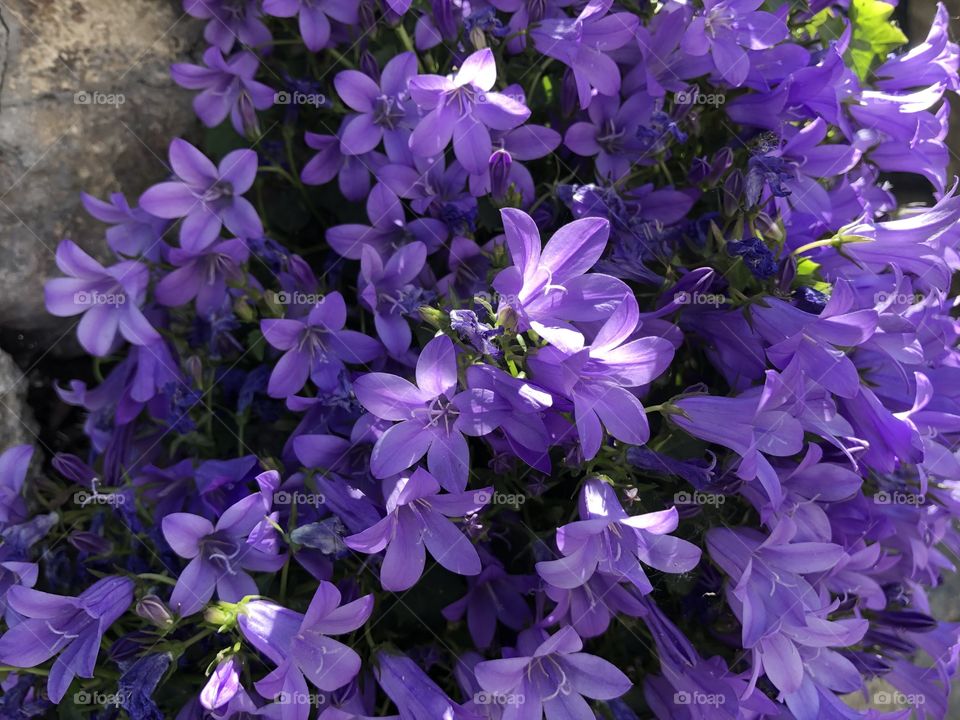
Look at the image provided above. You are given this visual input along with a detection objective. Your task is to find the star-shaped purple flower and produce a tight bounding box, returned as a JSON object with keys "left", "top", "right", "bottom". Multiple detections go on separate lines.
{"left": 139, "top": 139, "right": 263, "bottom": 252}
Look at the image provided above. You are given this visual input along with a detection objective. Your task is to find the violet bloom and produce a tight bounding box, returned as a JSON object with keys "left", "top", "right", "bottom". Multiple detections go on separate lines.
{"left": 171, "top": 47, "right": 276, "bottom": 137}
{"left": 238, "top": 582, "right": 373, "bottom": 709}
{"left": 139, "top": 139, "right": 263, "bottom": 252}
{"left": 408, "top": 48, "right": 531, "bottom": 175}
{"left": 156, "top": 237, "right": 250, "bottom": 317}
{"left": 201, "top": 656, "right": 241, "bottom": 711}
{"left": 376, "top": 651, "right": 477, "bottom": 720}
{"left": 353, "top": 335, "right": 497, "bottom": 490}
{"left": 184, "top": 0, "right": 271, "bottom": 53}
{"left": 161, "top": 475, "right": 285, "bottom": 616}
{"left": 680, "top": 0, "right": 787, "bottom": 86}
{"left": 345, "top": 468, "right": 487, "bottom": 590}
{"left": 0, "top": 576, "right": 133, "bottom": 703}
{"left": 564, "top": 92, "right": 656, "bottom": 180}
{"left": 474, "top": 626, "right": 632, "bottom": 717}
{"left": 0, "top": 445, "right": 33, "bottom": 526}
{"left": 707, "top": 520, "right": 867, "bottom": 709}
{"left": 493, "top": 208, "right": 630, "bottom": 351}
{"left": 80, "top": 192, "right": 168, "bottom": 260}
{"left": 442, "top": 555, "right": 533, "bottom": 648}
{"left": 531, "top": 0, "right": 639, "bottom": 109}
{"left": 359, "top": 242, "right": 429, "bottom": 356}
{"left": 334, "top": 51, "right": 417, "bottom": 156}
{"left": 536, "top": 478, "right": 700, "bottom": 593}
{"left": 44, "top": 240, "right": 159, "bottom": 356}
{"left": 263, "top": 0, "right": 359, "bottom": 52}
{"left": 261, "top": 291, "right": 381, "bottom": 398}
{"left": 528, "top": 296, "right": 675, "bottom": 459}
{"left": 326, "top": 184, "right": 448, "bottom": 260}
{"left": 300, "top": 129, "right": 391, "bottom": 201}
{"left": 751, "top": 282, "right": 878, "bottom": 399}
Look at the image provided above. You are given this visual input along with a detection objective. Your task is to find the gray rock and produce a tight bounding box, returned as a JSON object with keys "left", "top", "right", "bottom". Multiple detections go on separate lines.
{"left": 0, "top": 346, "right": 36, "bottom": 445}
{"left": 0, "top": 0, "right": 200, "bottom": 335}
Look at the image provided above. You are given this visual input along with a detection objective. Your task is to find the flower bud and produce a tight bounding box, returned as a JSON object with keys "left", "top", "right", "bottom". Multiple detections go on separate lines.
{"left": 489, "top": 149, "right": 512, "bottom": 201}
{"left": 136, "top": 594, "right": 175, "bottom": 629}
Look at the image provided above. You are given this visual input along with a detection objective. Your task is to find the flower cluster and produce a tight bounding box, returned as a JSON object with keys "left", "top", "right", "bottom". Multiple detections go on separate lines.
{"left": 5, "top": 0, "right": 960, "bottom": 718}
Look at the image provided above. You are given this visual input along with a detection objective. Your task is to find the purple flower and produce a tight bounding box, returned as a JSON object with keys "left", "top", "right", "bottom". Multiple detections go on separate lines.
{"left": 531, "top": 1, "right": 639, "bottom": 109}
{"left": 335, "top": 51, "right": 417, "bottom": 156}
{"left": 261, "top": 291, "right": 382, "bottom": 398}
{"left": 442, "top": 554, "right": 533, "bottom": 648}
{"left": 726, "top": 237, "right": 778, "bottom": 279}
{"left": 493, "top": 208, "right": 630, "bottom": 351}
{"left": 327, "top": 184, "right": 448, "bottom": 260}
{"left": 707, "top": 519, "right": 867, "bottom": 707}
{"left": 376, "top": 651, "right": 477, "bottom": 720}
{"left": 353, "top": 335, "right": 496, "bottom": 490}
{"left": 359, "top": 242, "right": 429, "bottom": 356}
{"left": 536, "top": 478, "right": 700, "bottom": 592}
{"left": 44, "top": 240, "right": 159, "bottom": 356}
{"left": 300, "top": 131, "right": 388, "bottom": 201}
{"left": 171, "top": 47, "right": 276, "bottom": 137}
{"left": 528, "top": 296, "right": 675, "bottom": 459}
{"left": 680, "top": 0, "right": 787, "bottom": 86}
{"left": 564, "top": 92, "right": 656, "bottom": 180}
{"left": 263, "top": 0, "right": 359, "bottom": 51}
{"left": 0, "top": 576, "right": 133, "bottom": 702}
{"left": 156, "top": 237, "right": 250, "bottom": 316}
{"left": 201, "top": 656, "right": 242, "bottom": 711}
{"left": 80, "top": 192, "right": 168, "bottom": 260}
{"left": 161, "top": 474, "right": 285, "bottom": 616}
{"left": 139, "top": 139, "right": 263, "bottom": 251}
{"left": 408, "top": 48, "right": 531, "bottom": 174}
{"left": 344, "top": 468, "right": 488, "bottom": 590}
{"left": 474, "top": 626, "right": 632, "bottom": 717}
{"left": 0, "top": 445, "right": 33, "bottom": 527}
{"left": 184, "top": 0, "right": 271, "bottom": 53}
{"left": 238, "top": 581, "right": 373, "bottom": 710}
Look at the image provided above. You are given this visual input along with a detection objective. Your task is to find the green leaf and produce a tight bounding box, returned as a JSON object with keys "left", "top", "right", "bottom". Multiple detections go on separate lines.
{"left": 847, "top": 0, "right": 908, "bottom": 81}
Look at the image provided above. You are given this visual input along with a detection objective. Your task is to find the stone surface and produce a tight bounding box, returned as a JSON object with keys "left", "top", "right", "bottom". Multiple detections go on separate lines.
{"left": 0, "top": 0, "right": 200, "bottom": 335}
{"left": 0, "top": 346, "right": 36, "bottom": 445}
